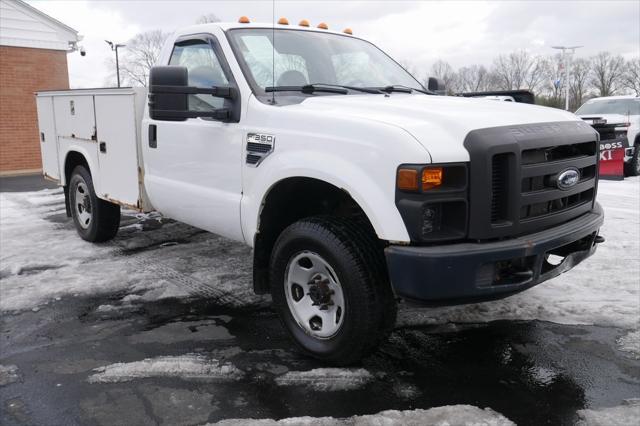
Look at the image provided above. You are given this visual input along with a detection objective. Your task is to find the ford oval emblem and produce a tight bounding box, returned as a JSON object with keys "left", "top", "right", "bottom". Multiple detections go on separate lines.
{"left": 557, "top": 168, "right": 580, "bottom": 190}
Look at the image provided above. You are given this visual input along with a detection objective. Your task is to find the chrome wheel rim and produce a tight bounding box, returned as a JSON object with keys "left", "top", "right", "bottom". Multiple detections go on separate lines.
{"left": 74, "top": 181, "right": 92, "bottom": 229}
{"left": 284, "top": 251, "right": 345, "bottom": 339}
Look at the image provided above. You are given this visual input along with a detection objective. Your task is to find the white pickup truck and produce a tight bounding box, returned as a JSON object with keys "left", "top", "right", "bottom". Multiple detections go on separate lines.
{"left": 36, "top": 20, "right": 604, "bottom": 364}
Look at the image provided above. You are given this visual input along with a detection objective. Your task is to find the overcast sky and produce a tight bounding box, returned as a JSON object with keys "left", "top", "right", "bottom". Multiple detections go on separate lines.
{"left": 27, "top": 0, "right": 640, "bottom": 88}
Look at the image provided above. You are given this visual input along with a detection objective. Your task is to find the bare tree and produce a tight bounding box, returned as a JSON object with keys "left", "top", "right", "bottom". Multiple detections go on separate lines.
{"left": 622, "top": 58, "right": 640, "bottom": 95}
{"left": 543, "top": 53, "right": 565, "bottom": 107}
{"left": 428, "top": 60, "right": 458, "bottom": 93}
{"left": 570, "top": 57, "right": 592, "bottom": 109}
{"left": 492, "top": 50, "right": 547, "bottom": 92}
{"left": 196, "top": 14, "right": 221, "bottom": 24}
{"left": 457, "top": 65, "right": 489, "bottom": 92}
{"left": 590, "top": 52, "right": 625, "bottom": 96}
{"left": 112, "top": 30, "right": 169, "bottom": 87}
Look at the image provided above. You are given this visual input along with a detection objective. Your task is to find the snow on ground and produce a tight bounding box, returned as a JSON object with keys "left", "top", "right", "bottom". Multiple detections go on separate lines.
{"left": 399, "top": 177, "right": 640, "bottom": 331}
{"left": 210, "top": 405, "right": 515, "bottom": 426}
{"left": 616, "top": 330, "right": 640, "bottom": 360}
{"left": 275, "top": 368, "right": 374, "bottom": 391}
{"left": 0, "top": 188, "right": 266, "bottom": 312}
{"left": 88, "top": 355, "right": 244, "bottom": 383}
{"left": 576, "top": 398, "right": 640, "bottom": 426}
{"left": 0, "top": 364, "right": 20, "bottom": 386}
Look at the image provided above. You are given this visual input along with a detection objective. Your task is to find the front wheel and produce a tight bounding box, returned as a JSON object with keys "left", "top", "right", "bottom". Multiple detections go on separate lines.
{"left": 69, "top": 165, "right": 120, "bottom": 242}
{"left": 270, "top": 216, "right": 396, "bottom": 365}
{"left": 624, "top": 144, "right": 640, "bottom": 177}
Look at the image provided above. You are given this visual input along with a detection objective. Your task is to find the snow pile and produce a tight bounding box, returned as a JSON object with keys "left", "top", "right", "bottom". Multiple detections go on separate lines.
{"left": 616, "top": 330, "right": 640, "bottom": 360}
{"left": 0, "top": 364, "right": 20, "bottom": 386}
{"left": 275, "top": 368, "right": 374, "bottom": 391}
{"left": 576, "top": 399, "right": 640, "bottom": 426}
{"left": 211, "top": 405, "right": 514, "bottom": 425}
{"left": 399, "top": 177, "right": 640, "bottom": 331}
{"left": 88, "top": 354, "right": 244, "bottom": 383}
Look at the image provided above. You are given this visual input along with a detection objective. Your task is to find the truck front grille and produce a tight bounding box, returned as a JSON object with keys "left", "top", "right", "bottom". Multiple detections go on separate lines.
{"left": 465, "top": 121, "right": 599, "bottom": 240}
{"left": 517, "top": 141, "right": 597, "bottom": 222}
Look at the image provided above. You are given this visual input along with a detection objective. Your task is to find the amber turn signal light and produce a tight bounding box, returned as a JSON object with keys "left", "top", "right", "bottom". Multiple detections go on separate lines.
{"left": 397, "top": 169, "right": 418, "bottom": 191}
{"left": 422, "top": 167, "right": 443, "bottom": 190}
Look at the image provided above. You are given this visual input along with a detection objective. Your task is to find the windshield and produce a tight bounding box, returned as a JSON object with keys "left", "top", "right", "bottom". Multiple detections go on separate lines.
{"left": 227, "top": 28, "right": 424, "bottom": 94}
{"left": 576, "top": 98, "right": 640, "bottom": 116}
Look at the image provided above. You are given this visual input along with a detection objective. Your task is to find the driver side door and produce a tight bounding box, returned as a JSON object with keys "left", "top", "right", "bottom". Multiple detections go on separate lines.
{"left": 143, "top": 35, "right": 244, "bottom": 241}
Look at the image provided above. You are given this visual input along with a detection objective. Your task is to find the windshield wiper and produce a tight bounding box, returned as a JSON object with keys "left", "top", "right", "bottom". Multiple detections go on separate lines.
{"left": 377, "top": 85, "right": 434, "bottom": 95}
{"left": 265, "top": 84, "right": 348, "bottom": 94}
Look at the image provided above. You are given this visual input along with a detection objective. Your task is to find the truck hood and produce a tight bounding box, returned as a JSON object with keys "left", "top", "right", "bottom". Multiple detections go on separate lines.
{"left": 291, "top": 94, "right": 580, "bottom": 162}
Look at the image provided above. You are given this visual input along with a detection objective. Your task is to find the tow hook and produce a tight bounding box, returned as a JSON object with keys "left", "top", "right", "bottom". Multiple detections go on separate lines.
{"left": 595, "top": 235, "right": 605, "bottom": 244}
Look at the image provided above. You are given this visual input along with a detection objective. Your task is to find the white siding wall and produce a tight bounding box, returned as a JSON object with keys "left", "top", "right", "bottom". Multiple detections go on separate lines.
{"left": 0, "top": 0, "right": 78, "bottom": 51}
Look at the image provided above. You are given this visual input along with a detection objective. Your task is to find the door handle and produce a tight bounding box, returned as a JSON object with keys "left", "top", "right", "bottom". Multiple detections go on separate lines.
{"left": 149, "top": 124, "right": 157, "bottom": 148}
{"left": 99, "top": 142, "right": 107, "bottom": 153}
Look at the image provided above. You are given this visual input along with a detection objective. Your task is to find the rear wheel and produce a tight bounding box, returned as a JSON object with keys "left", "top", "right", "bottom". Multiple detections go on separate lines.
{"left": 69, "top": 165, "right": 120, "bottom": 242}
{"left": 270, "top": 216, "right": 396, "bottom": 365}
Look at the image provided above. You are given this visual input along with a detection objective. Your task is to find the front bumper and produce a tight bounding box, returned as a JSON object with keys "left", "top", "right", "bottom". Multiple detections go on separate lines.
{"left": 385, "top": 203, "right": 604, "bottom": 305}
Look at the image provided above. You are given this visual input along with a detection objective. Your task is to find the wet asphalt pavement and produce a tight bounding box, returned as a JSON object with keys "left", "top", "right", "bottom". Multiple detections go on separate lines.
{"left": 1, "top": 176, "right": 639, "bottom": 425}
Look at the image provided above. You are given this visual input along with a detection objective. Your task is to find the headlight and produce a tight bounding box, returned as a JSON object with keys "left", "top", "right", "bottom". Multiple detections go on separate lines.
{"left": 395, "top": 163, "right": 468, "bottom": 242}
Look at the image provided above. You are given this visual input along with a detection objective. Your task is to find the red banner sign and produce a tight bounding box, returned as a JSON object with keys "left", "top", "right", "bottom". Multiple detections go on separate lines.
{"left": 598, "top": 144, "right": 625, "bottom": 180}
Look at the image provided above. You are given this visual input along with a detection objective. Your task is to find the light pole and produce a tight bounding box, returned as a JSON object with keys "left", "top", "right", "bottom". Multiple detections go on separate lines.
{"left": 105, "top": 40, "right": 126, "bottom": 87}
{"left": 552, "top": 45, "right": 583, "bottom": 111}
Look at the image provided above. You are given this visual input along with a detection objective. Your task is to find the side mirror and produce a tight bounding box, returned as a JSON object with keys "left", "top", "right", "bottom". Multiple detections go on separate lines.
{"left": 148, "top": 66, "right": 235, "bottom": 121}
{"left": 427, "top": 77, "right": 446, "bottom": 95}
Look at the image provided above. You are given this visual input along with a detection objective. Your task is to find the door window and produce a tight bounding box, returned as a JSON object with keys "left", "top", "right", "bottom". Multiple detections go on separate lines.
{"left": 169, "top": 40, "right": 229, "bottom": 111}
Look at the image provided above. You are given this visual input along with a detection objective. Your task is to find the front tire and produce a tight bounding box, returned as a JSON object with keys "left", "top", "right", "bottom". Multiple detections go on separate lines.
{"left": 624, "top": 144, "right": 640, "bottom": 177}
{"left": 270, "top": 216, "right": 396, "bottom": 365}
{"left": 69, "top": 165, "right": 120, "bottom": 242}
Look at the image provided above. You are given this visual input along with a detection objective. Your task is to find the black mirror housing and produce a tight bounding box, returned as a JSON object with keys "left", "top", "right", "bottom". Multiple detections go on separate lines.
{"left": 148, "top": 66, "right": 234, "bottom": 121}
{"left": 428, "top": 77, "right": 446, "bottom": 95}
{"left": 148, "top": 66, "right": 189, "bottom": 121}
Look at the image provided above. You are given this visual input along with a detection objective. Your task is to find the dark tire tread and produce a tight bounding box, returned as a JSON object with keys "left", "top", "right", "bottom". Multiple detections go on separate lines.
{"left": 270, "top": 215, "right": 396, "bottom": 365}
{"left": 69, "top": 165, "right": 120, "bottom": 242}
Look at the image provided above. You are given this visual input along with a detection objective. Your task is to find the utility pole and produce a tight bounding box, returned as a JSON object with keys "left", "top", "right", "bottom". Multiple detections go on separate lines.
{"left": 552, "top": 45, "right": 583, "bottom": 111}
{"left": 105, "top": 40, "right": 126, "bottom": 88}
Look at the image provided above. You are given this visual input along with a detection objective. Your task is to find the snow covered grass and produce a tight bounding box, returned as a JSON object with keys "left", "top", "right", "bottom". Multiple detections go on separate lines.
{"left": 275, "top": 368, "right": 374, "bottom": 391}
{"left": 210, "top": 405, "right": 515, "bottom": 425}
{"left": 88, "top": 355, "right": 244, "bottom": 383}
{"left": 399, "top": 177, "right": 640, "bottom": 331}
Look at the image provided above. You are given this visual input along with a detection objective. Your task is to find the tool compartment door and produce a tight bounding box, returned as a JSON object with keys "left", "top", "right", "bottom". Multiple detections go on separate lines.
{"left": 35, "top": 96, "right": 60, "bottom": 180}
{"left": 94, "top": 94, "right": 140, "bottom": 208}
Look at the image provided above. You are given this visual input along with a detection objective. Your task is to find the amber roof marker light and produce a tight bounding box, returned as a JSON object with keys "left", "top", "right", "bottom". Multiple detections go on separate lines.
{"left": 317, "top": 22, "right": 328, "bottom": 30}
{"left": 298, "top": 19, "right": 310, "bottom": 27}
{"left": 238, "top": 16, "right": 250, "bottom": 23}
{"left": 278, "top": 17, "right": 289, "bottom": 25}
{"left": 343, "top": 28, "right": 353, "bottom": 35}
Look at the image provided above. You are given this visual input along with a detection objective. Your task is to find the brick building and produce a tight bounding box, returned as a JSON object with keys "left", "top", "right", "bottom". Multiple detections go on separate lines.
{"left": 0, "top": 0, "right": 79, "bottom": 175}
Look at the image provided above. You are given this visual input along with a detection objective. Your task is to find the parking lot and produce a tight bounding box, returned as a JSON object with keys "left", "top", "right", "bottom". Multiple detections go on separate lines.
{"left": 1, "top": 176, "right": 639, "bottom": 425}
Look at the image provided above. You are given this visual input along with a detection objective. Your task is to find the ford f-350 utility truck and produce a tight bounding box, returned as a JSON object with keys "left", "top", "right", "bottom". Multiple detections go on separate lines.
{"left": 36, "top": 20, "right": 604, "bottom": 364}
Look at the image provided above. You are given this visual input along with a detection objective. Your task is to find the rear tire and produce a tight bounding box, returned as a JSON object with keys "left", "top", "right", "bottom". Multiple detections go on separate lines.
{"left": 69, "top": 165, "right": 120, "bottom": 242}
{"left": 270, "top": 216, "right": 396, "bottom": 365}
{"left": 624, "top": 144, "right": 640, "bottom": 177}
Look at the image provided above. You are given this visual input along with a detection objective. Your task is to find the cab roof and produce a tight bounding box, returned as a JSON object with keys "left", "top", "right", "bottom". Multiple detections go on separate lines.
{"left": 176, "top": 21, "right": 356, "bottom": 38}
